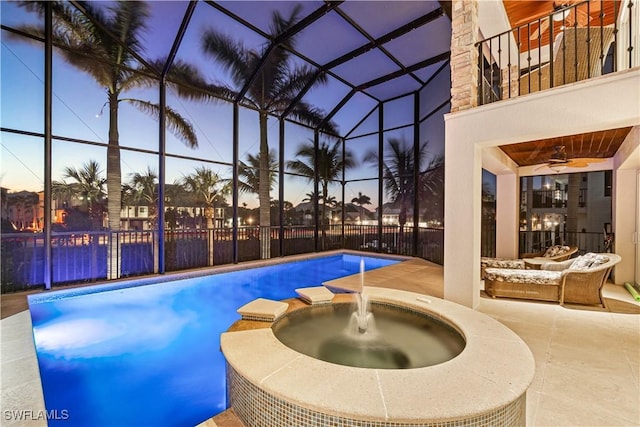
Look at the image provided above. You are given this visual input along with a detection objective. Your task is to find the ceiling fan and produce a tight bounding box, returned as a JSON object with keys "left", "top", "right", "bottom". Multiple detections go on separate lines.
{"left": 534, "top": 145, "right": 606, "bottom": 171}
{"left": 529, "top": 0, "right": 601, "bottom": 40}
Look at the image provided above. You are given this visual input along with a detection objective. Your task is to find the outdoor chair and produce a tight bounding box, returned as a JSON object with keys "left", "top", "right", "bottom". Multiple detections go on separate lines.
{"left": 481, "top": 245, "right": 578, "bottom": 279}
{"left": 484, "top": 252, "right": 621, "bottom": 307}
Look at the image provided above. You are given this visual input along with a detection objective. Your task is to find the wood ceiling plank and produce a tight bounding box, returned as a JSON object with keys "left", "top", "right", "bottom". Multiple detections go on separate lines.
{"left": 502, "top": 1, "right": 619, "bottom": 53}
{"left": 498, "top": 127, "right": 632, "bottom": 167}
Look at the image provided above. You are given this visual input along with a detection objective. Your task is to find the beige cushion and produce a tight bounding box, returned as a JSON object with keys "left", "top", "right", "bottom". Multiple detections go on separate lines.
{"left": 481, "top": 257, "right": 525, "bottom": 270}
{"left": 295, "top": 286, "right": 334, "bottom": 305}
{"left": 484, "top": 268, "right": 562, "bottom": 285}
{"left": 237, "top": 298, "right": 288, "bottom": 322}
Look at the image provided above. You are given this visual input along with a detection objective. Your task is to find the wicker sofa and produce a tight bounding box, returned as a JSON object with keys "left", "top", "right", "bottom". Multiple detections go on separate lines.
{"left": 480, "top": 245, "right": 578, "bottom": 279}
{"left": 484, "top": 253, "right": 621, "bottom": 307}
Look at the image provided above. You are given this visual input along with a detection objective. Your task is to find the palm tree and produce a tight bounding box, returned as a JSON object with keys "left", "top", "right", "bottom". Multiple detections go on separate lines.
{"left": 52, "top": 160, "right": 107, "bottom": 229}
{"left": 351, "top": 192, "right": 372, "bottom": 207}
{"left": 351, "top": 191, "right": 372, "bottom": 222}
{"left": 238, "top": 150, "right": 278, "bottom": 196}
{"left": 365, "top": 138, "right": 436, "bottom": 252}
{"left": 15, "top": 2, "right": 198, "bottom": 233}
{"left": 180, "top": 4, "right": 337, "bottom": 259}
{"left": 288, "top": 139, "right": 356, "bottom": 248}
{"left": 302, "top": 191, "right": 320, "bottom": 204}
{"left": 420, "top": 157, "right": 445, "bottom": 225}
{"left": 181, "top": 167, "right": 230, "bottom": 266}
{"left": 324, "top": 195, "right": 338, "bottom": 208}
{"left": 181, "top": 167, "right": 230, "bottom": 230}
{"left": 126, "top": 167, "right": 159, "bottom": 227}
{"left": 52, "top": 160, "right": 106, "bottom": 278}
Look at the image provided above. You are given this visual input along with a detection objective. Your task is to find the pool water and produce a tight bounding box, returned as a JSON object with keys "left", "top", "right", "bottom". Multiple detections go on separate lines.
{"left": 28, "top": 254, "right": 399, "bottom": 427}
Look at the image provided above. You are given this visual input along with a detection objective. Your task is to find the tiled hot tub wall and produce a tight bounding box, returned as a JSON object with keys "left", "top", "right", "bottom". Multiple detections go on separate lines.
{"left": 227, "top": 363, "right": 527, "bottom": 427}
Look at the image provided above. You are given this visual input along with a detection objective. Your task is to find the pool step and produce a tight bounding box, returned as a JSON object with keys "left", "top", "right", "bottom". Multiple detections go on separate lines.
{"left": 197, "top": 408, "right": 245, "bottom": 427}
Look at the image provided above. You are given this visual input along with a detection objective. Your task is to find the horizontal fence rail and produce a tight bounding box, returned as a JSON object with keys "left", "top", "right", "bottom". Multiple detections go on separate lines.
{"left": 477, "top": 0, "right": 638, "bottom": 105}
{"left": 519, "top": 230, "right": 612, "bottom": 256}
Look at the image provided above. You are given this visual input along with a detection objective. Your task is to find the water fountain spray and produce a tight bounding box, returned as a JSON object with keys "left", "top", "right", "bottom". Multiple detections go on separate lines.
{"left": 355, "top": 258, "right": 371, "bottom": 334}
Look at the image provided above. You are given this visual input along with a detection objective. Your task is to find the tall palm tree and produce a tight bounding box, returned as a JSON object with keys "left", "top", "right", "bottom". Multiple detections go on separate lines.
{"left": 16, "top": 2, "right": 199, "bottom": 279}
{"left": 288, "top": 138, "right": 356, "bottom": 248}
{"left": 178, "top": 4, "right": 337, "bottom": 259}
{"left": 15, "top": 1, "right": 198, "bottom": 233}
{"left": 365, "top": 138, "right": 437, "bottom": 252}
{"left": 52, "top": 160, "right": 107, "bottom": 229}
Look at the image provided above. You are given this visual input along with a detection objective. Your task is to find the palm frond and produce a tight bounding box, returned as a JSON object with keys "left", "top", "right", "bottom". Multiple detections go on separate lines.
{"left": 158, "top": 59, "right": 238, "bottom": 103}
{"left": 119, "top": 69, "right": 158, "bottom": 93}
{"left": 181, "top": 166, "right": 227, "bottom": 207}
{"left": 125, "top": 99, "right": 198, "bottom": 149}
{"left": 254, "top": 4, "right": 304, "bottom": 93}
{"left": 202, "top": 30, "right": 254, "bottom": 89}
{"left": 288, "top": 102, "right": 338, "bottom": 135}
{"left": 268, "top": 66, "right": 320, "bottom": 108}
{"left": 287, "top": 138, "right": 355, "bottom": 184}
{"left": 238, "top": 151, "right": 277, "bottom": 194}
{"left": 107, "top": 1, "right": 148, "bottom": 57}
{"left": 268, "top": 4, "right": 304, "bottom": 50}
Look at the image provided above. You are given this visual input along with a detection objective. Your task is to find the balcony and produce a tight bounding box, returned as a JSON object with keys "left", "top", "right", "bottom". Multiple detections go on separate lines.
{"left": 477, "top": 0, "right": 638, "bottom": 106}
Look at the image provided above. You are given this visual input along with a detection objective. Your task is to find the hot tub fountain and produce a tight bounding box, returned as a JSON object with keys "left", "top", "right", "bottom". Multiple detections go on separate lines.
{"left": 273, "top": 260, "right": 465, "bottom": 370}
{"left": 221, "top": 259, "right": 535, "bottom": 426}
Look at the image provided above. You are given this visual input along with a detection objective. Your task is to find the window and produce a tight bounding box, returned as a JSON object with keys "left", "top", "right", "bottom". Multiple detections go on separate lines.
{"left": 604, "top": 170, "right": 612, "bottom": 197}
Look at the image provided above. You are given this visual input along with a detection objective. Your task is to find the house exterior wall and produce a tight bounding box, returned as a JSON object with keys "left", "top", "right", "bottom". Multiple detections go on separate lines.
{"left": 445, "top": 0, "right": 481, "bottom": 307}
{"left": 446, "top": 0, "right": 640, "bottom": 307}
{"left": 613, "top": 126, "right": 640, "bottom": 285}
{"left": 495, "top": 174, "right": 519, "bottom": 258}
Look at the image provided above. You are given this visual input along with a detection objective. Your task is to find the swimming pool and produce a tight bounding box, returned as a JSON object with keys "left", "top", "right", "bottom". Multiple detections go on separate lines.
{"left": 28, "top": 253, "right": 400, "bottom": 426}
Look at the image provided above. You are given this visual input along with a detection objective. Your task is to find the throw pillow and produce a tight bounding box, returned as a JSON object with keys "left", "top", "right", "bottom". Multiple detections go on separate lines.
{"left": 589, "top": 255, "right": 609, "bottom": 267}
{"left": 544, "top": 245, "right": 570, "bottom": 257}
{"left": 569, "top": 255, "right": 592, "bottom": 270}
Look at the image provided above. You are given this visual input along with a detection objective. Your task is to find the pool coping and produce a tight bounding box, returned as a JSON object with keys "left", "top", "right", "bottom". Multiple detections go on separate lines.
{"left": 221, "top": 287, "right": 536, "bottom": 424}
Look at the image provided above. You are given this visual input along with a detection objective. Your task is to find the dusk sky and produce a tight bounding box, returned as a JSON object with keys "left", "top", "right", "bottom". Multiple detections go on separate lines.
{"left": 1, "top": 1, "right": 451, "bottom": 209}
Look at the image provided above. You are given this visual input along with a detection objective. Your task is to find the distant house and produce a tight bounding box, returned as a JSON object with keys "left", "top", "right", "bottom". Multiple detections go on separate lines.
{"left": 338, "top": 203, "right": 376, "bottom": 225}
{"left": 4, "top": 190, "right": 41, "bottom": 231}
{"left": 290, "top": 202, "right": 376, "bottom": 225}
{"left": 121, "top": 184, "right": 227, "bottom": 230}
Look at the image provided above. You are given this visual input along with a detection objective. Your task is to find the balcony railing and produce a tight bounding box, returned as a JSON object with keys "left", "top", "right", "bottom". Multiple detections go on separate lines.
{"left": 477, "top": 0, "right": 638, "bottom": 105}
{"left": 0, "top": 225, "right": 445, "bottom": 293}
{"left": 519, "top": 230, "right": 611, "bottom": 256}
{"left": 530, "top": 189, "right": 568, "bottom": 209}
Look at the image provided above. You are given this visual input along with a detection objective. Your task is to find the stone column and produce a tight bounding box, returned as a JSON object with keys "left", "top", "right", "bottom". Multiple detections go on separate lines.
{"left": 450, "top": 0, "right": 480, "bottom": 113}
{"left": 445, "top": 0, "right": 483, "bottom": 308}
